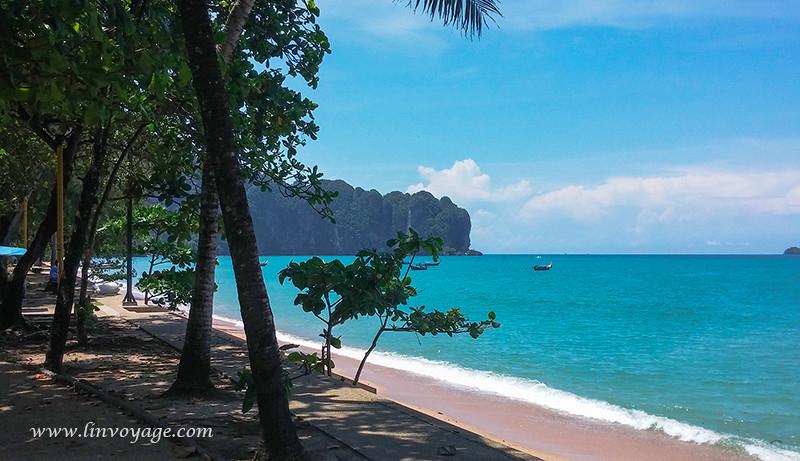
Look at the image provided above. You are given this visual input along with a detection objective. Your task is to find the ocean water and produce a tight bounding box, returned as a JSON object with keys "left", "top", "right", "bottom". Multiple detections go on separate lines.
{"left": 133, "top": 255, "right": 800, "bottom": 460}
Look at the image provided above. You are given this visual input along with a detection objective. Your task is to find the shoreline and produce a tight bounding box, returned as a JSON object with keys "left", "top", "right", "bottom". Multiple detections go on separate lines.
{"left": 113, "top": 280, "right": 794, "bottom": 461}
{"left": 204, "top": 313, "right": 761, "bottom": 461}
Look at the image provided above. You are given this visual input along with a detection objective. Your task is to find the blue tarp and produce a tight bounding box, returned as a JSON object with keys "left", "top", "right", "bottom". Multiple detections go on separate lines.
{"left": 0, "top": 245, "right": 27, "bottom": 256}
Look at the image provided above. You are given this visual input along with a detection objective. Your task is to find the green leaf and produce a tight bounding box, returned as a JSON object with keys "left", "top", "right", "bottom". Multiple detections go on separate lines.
{"left": 286, "top": 352, "right": 305, "bottom": 362}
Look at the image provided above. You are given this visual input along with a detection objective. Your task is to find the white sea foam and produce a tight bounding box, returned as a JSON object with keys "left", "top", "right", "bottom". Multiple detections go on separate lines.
{"left": 270, "top": 329, "right": 800, "bottom": 461}
{"left": 127, "top": 260, "right": 796, "bottom": 461}
{"left": 744, "top": 443, "right": 800, "bottom": 461}
{"left": 212, "top": 313, "right": 244, "bottom": 328}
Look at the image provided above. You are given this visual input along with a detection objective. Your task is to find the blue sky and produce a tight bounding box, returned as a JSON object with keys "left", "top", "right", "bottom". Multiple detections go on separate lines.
{"left": 295, "top": 0, "right": 800, "bottom": 254}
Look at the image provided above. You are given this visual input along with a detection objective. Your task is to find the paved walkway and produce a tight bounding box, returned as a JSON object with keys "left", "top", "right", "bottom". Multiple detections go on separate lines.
{"left": 97, "top": 299, "right": 540, "bottom": 461}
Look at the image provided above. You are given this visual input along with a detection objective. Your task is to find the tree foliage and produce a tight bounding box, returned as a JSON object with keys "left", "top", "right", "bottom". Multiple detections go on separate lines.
{"left": 280, "top": 229, "right": 498, "bottom": 382}
{"left": 99, "top": 203, "right": 197, "bottom": 305}
{"left": 0, "top": 122, "right": 52, "bottom": 215}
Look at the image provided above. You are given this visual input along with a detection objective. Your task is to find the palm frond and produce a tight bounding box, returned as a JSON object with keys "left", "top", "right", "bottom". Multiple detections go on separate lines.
{"left": 401, "top": 0, "right": 501, "bottom": 38}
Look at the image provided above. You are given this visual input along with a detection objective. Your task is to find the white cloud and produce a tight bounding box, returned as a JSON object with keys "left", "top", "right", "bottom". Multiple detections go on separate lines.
{"left": 520, "top": 169, "right": 800, "bottom": 222}
{"left": 407, "top": 159, "right": 531, "bottom": 203}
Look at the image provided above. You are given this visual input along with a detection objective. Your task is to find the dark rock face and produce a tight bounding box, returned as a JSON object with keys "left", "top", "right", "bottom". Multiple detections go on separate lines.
{"left": 219, "top": 180, "right": 473, "bottom": 255}
{"left": 785, "top": 246, "right": 800, "bottom": 255}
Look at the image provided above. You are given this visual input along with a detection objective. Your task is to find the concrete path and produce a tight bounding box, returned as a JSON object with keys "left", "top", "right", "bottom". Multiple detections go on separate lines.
{"left": 98, "top": 300, "right": 540, "bottom": 461}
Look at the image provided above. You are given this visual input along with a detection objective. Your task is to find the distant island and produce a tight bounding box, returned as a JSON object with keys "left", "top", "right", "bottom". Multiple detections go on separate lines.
{"left": 219, "top": 179, "right": 477, "bottom": 256}
{"left": 785, "top": 246, "right": 800, "bottom": 255}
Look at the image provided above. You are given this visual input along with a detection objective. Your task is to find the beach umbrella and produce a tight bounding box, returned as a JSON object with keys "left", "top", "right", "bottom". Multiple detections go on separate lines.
{"left": 0, "top": 245, "right": 27, "bottom": 257}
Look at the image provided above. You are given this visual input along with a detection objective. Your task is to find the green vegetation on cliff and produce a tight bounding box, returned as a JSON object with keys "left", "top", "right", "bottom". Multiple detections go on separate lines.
{"left": 219, "top": 180, "right": 473, "bottom": 255}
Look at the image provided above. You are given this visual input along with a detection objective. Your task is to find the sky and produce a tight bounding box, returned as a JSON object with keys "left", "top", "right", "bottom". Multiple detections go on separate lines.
{"left": 293, "top": 0, "right": 800, "bottom": 254}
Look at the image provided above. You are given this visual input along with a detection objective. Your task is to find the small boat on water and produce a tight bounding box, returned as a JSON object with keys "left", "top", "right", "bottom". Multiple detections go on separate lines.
{"left": 533, "top": 262, "right": 552, "bottom": 271}
{"left": 422, "top": 261, "right": 440, "bottom": 267}
{"left": 410, "top": 264, "right": 428, "bottom": 271}
{"left": 260, "top": 261, "right": 268, "bottom": 267}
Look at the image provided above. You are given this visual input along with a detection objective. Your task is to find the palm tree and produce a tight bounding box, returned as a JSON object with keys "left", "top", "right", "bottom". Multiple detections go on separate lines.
{"left": 168, "top": 155, "right": 219, "bottom": 396}
{"left": 405, "top": 0, "right": 501, "bottom": 37}
{"left": 174, "top": 0, "right": 500, "bottom": 459}
{"left": 169, "top": 0, "right": 259, "bottom": 397}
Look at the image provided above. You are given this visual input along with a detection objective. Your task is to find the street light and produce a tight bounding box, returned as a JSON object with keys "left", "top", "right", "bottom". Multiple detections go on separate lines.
{"left": 122, "top": 194, "right": 137, "bottom": 306}
{"left": 44, "top": 122, "right": 67, "bottom": 289}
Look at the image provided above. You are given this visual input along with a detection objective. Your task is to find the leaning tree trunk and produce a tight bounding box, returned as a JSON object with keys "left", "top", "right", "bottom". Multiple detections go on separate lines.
{"left": 170, "top": 0, "right": 250, "bottom": 398}
{"left": 175, "top": 1, "right": 306, "bottom": 459}
{"left": 169, "top": 2, "right": 243, "bottom": 395}
{"left": 0, "top": 128, "right": 82, "bottom": 330}
{"left": 168, "top": 156, "right": 219, "bottom": 395}
{"left": 354, "top": 316, "right": 390, "bottom": 385}
{"left": 45, "top": 129, "right": 108, "bottom": 371}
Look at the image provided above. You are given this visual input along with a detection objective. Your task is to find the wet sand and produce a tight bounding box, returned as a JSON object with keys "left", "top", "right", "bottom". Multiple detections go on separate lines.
{"left": 209, "top": 315, "right": 755, "bottom": 461}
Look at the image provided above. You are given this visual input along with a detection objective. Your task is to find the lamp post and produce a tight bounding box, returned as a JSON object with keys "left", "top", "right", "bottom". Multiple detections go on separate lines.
{"left": 122, "top": 195, "right": 137, "bottom": 306}
{"left": 55, "top": 141, "right": 64, "bottom": 287}
{"left": 44, "top": 122, "right": 67, "bottom": 288}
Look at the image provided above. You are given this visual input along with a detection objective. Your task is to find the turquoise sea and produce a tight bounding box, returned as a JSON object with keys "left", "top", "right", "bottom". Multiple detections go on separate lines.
{"left": 133, "top": 255, "right": 800, "bottom": 460}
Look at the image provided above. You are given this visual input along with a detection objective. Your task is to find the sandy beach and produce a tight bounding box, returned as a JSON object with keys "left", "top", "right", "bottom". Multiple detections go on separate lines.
{"left": 1, "top": 270, "right": 767, "bottom": 461}
{"left": 5, "top": 270, "right": 761, "bottom": 461}
{"left": 205, "top": 312, "right": 755, "bottom": 461}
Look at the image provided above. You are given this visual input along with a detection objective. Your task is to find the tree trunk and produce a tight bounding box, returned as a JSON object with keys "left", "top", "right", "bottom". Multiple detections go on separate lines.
{"left": 0, "top": 210, "right": 22, "bottom": 299}
{"left": 325, "top": 327, "right": 333, "bottom": 377}
{"left": 169, "top": 0, "right": 250, "bottom": 398}
{"left": 45, "top": 128, "right": 108, "bottom": 371}
{"left": 75, "top": 247, "right": 91, "bottom": 344}
{"left": 220, "top": 0, "right": 255, "bottom": 63}
{"left": 144, "top": 253, "right": 156, "bottom": 304}
{"left": 0, "top": 259, "right": 7, "bottom": 301}
{"left": 0, "top": 128, "right": 82, "bottom": 330}
{"left": 175, "top": 1, "right": 306, "bottom": 459}
{"left": 168, "top": 156, "right": 218, "bottom": 395}
{"left": 354, "top": 321, "right": 387, "bottom": 385}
